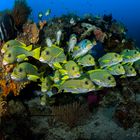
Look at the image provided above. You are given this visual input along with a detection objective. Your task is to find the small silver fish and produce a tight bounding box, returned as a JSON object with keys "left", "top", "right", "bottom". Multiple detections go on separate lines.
{"left": 68, "top": 34, "right": 77, "bottom": 52}
{"left": 56, "top": 30, "right": 62, "bottom": 45}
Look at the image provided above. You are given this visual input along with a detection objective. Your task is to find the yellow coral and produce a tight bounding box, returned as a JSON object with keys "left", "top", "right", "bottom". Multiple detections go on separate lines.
{"left": 0, "top": 79, "right": 30, "bottom": 97}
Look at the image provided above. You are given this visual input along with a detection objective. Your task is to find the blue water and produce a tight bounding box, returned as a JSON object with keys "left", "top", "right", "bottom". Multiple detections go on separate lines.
{"left": 0, "top": 0, "right": 140, "bottom": 46}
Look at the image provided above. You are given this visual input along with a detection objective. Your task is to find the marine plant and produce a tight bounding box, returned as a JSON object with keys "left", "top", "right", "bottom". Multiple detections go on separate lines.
{"left": 12, "top": 0, "right": 32, "bottom": 29}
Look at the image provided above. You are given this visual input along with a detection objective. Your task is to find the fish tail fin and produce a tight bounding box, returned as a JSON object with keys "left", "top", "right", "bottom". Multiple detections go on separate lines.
{"left": 32, "top": 47, "right": 41, "bottom": 60}
{"left": 26, "top": 45, "right": 33, "bottom": 51}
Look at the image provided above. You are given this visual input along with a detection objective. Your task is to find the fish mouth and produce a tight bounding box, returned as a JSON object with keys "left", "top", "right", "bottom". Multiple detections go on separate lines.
{"left": 2, "top": 60, "right": 8, "bottom": 65}
{"left": 11, "top": 74, "right": 17, "bottom": 80}
{"left": 87, "top": 44, "right": 92, "bottom": 49}
{"left": 73, "top": 73, "right": 81, "bottom": 78}
{"left": 39, "top": 57, "right": 46, "bottom": 63}
{"left": 1, "top": 49, "right": 5, "bottom": 54}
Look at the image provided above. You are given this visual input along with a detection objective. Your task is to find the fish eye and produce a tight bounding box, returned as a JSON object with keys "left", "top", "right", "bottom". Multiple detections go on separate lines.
{"left": 46, "top": 51, "right": 49, "bottom": 55}
{"left": 135, "top": 51, "right": 138, "bottom": 54}
{"left": 118, "top": 66, "right": 120, "bottom": 69}
{"left": 85, "top": 81, "right": 88, "bottom": 85}
{"left": 72, "top": 66, "right": 75, "bottom": 70}
{"left": 7, "top": 53, "right": 11, "bottom": 57}
{"left": 108, "top": 76, "right": 111, "bottom": 80}
{"left": 126, "top": 49, "right": 129, "bottom": 52}
{"left": 19, "top": 68, "right": 23, "bottom": 72}
{"left": 89, "top": 57, "right": 91, "bottom": 61}
{"left": 130, "top": 68, "right": 133, "bottom": 71}
{"left": 7, "top": 44, "right": 10, "bottom": 48}
{"left": 115, "top": 54, "right": 118, "bottom": 57}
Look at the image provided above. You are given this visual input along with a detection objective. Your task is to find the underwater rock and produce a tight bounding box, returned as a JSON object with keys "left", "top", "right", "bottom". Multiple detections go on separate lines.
{"left": 8, "top": 100, "right": 27, "bottom": 116}
{"left": 99, "top": 89, "right": 122, "bottom": 107}
{"left": 0, "top": 96, "right": 8, "bottom": 118}
{"left": 114, "top": 102, "right": 140, "bottom": 129}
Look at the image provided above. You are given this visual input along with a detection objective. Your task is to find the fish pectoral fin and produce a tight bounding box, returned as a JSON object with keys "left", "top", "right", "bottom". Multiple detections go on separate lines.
{"left": 73, "top": 46, "right": 80, "bottom": 51}
{"left": 120, "top": 75, "right": 126, "bottom": 78}
{"left": 53, "top": 62, "right": 62, "bottom": 69}
{"left": 102, "top": 60, "right": 110, "bottom": 63}
{"left": 63, "top": 60, "right": 67, "bottom": 64}
{"left": 59, "top": 69, "right": 68, "bottom": 75}
{"left": 125, "top": 56, "right": 130, "bottom": 59}
{"left": 17, "top": 54, "right": 27, "bottom": 62}
{"left": 61, "top": 75, "right": 69, "bottom": 80}
{"left": 27, "top": 74, "right": 40, "bottom": 82}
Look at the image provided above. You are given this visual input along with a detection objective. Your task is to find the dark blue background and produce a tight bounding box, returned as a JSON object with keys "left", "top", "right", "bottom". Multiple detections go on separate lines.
{"left": 0, "top": 0, "right": 140, "bottom": 46}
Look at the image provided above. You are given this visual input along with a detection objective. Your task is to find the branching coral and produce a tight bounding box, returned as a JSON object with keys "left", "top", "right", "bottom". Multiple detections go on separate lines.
{"left": 12, "top": 0, "right": 32, "bottom": 29}
{"left": 0, "top": 79, "right": 29, "bottom": 97}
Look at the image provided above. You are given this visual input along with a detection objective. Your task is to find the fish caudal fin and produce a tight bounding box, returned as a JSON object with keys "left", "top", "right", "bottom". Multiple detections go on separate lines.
{"left": 26, "top": 45, "right": 33, "bottom": 51}
{"left": 32, "top": 47, "right": 41, "bottom": 60}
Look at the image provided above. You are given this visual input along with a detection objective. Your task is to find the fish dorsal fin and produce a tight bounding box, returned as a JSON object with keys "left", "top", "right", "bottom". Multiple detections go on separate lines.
{"left": 61, "top": 75, "right": 69, "bottom": 80}
{"left": 59, "top": 69, "right": 68, "bottom": 75}
{"left": 53, "top": 62, "right": 62, "bottom": 69}
{"left": 15, "top": 39, "right": 26, "bottom": 47}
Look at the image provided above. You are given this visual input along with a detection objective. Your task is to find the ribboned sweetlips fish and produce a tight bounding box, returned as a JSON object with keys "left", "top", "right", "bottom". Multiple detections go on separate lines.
{"left": 121, "top": 49, "right": 140, "bottom": 63}
{"left": 72, "top": 39, "right": 94, "bottom": 59}
{"left": 122, "top": 64, "right": 137, "bottom": 77}
{"left": 2, "top": 46, "right": 40, "bottom": 65}
{"left": 98, "top": 52, "right": 123, "bottom": 68}
{"left": 77, "top": 54, "right": 96, "bottom": 67}
{"left": 87, "top": 69, "right": 116, "bottom": 87}
{"left": 59, "top": 77, "right": 95, "bottom": 94}
{"left": 39, "top": 45, "right": 67, "bottom": 68}
{"left": 104, "top": 63, "right": 125, "bottom": 75}
{"left": 11, "top": 62, "right": 40, "bottom": 82}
